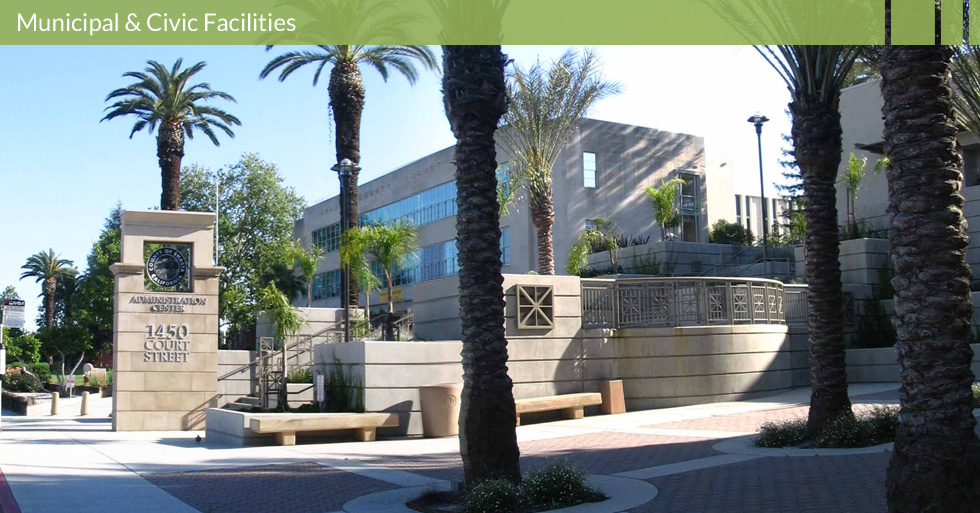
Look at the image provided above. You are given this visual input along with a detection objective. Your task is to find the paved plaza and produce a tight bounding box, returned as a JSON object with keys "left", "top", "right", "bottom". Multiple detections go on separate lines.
{"left": 2, "top": 383, "right": 963, "bottom": 513}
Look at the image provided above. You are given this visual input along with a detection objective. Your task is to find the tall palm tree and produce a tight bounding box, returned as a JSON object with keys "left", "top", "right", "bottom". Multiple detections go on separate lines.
{"left": 363, "top": 222, "right": 418, "bottom": 340}
{"left": 20, "top": 250, "right": 73, "bottom": 329}
{"left": 880, "top": 43, "right": 980, "bottom": 512}
{"left": 102, "top": 59, "right": 240, "bottom": 210}
{"left": 260, "top": 37, "right": 437, "bottom": 309}
{"left": 499, "top": 50, "right": 619, "bottom": 275}
{"left": 340, "top": 227, "right": 381, "bottom": 324}
{"left": 749, "top": 45, "right": 861, "bottom": 437}
{"left": 443, "top": 45, "right": 521, "bottom": 484}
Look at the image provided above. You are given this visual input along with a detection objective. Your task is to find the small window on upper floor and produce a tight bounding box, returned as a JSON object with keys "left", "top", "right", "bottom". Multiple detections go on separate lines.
{"left": 583, "top": 152, "right": 597, "bottom": 188}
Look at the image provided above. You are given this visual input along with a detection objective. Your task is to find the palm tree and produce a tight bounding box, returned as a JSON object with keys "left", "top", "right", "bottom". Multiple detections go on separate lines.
{"left": 257, "top": 284, "right": 307, "bottom": 411}
{"left": 880, "top": 44, "right": 980, "bottom": 512}
{"left": 102, "top": 59, "right": 240, "bottom": 210}
{"left": 443, "top": 44, "right": 521, "bottom": 484}
{"left": 566, "top": 218, "right": 620, "bottom": 276}
{"left": 260, "top": 37, "right": 437, "bottom": 309}
{"left": 749, "top": 45, "right": 861, "bottom": 437}
{"left": 644, "top": 178, "right": 686, "bottom": 241}
{"left": 293, "top": 242, "right": 325, "bottom": 308}
{"left": 498, "top": 50, "right": 619, "bottom": 275}
{"left": 20, "top": 250, "right": 73, "bottom": 329}
{"left": 340, "top": 227, "right": 382, "bottom": 326}
{"left": 840, "top": 152, "right": 888, "bottom": 233}
{"left": 362, "top": 222, "right": 418, "bottom": 340}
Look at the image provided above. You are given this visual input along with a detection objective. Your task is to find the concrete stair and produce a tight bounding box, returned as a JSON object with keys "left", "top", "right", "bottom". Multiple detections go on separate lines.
{"left": 224, "top": 396, "right": 261, "bottom": 412}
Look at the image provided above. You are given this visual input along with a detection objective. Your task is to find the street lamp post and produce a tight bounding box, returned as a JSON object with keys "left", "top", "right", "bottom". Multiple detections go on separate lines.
{"left": 748, "top": 113, "right": 770, "bottom": 277}
{"left": 331, "top": 158, "right": 358, "bottom": 343}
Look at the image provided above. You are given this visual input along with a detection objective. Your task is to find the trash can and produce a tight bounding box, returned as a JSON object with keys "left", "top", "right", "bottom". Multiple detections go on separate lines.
{"left": 419, "top": 383, "right": 463, "bottom": 437}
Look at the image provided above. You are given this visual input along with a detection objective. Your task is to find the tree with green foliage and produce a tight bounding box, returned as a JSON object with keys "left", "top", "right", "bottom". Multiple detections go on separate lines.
{"left": 293, "top": 242, "right": 324, "bottom": 308}
{"left": 566, "top": 218, "right": 620, "bottom": 276}
{"left": 72, "top": 206, "right": 122, "bottom": 353}
{"left": 709, "top": 219, "right": 755, "bottom": 246}
{"left": 180, "top": 154, "right": 306, "bottom": 343}
{"left": 20, "top": 250, "right": 73, "bottom": 329}
{"left": 102, "top": 59, "right": 240, "bottom": 210}
{"left": 499, "top": 49, "right": 619, "bottom": 274}
{"left": 38, "top": 323, "right": 92, "bottom": 393}
{"left": 340, "top": 228, "right": 382, "bottom": 325}
{"left": 840, "top": 152, "right": 888, "bottom": 229}
{"left": 644, "top": 178, "right": 686, "bottom": 241}
{"left": 260, "top": 33, "right": 437, "bottom": 308}
{"left": 362, "top": 222, "right": 418, "bottom": 340}
{"left": 257, "top": 284, "right": 306, "bottom": 410}
{"left": 3, "top": 329, "right": 41, "bottom": 366}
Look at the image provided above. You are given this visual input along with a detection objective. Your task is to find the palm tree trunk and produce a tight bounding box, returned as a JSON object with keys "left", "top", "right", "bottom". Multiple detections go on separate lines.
{"left": 530, "top": 188, "right": 556, "bottom": 275}
{"left": 443, "top": 45, "right": 521, "bottom": 485}
{"left": 44, "top": 277, "right": 56, "bottom": 329}
{"left": 881, "top": 44, "right": 980, "bottom": 513}
{"left": 385, "top": 273, "right": 394, "bottom": 341}
{"left": 157, "top": 121, "right": 184, "bottom": 211}
{"left": 790, "top": 101, "right": 852, "bottom": 437}
{"left": 329, "top": 61, "right": 364, "bottom": 311}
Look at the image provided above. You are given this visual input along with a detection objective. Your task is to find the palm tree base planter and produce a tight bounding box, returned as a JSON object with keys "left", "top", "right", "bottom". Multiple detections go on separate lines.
{"left": 752, "top": 405, "right": 899, "bottom": 449}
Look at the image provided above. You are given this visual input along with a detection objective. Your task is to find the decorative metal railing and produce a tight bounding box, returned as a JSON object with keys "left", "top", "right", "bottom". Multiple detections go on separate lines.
{"left": 581, "top": 276, "right": 787, "bottom": 329}
{"left": 782, "top": 285, "right": 855, "bottom": 327}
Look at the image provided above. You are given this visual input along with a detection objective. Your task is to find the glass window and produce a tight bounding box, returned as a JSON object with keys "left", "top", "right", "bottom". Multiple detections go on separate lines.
{"left": 735, "top": 195, "right": 742, "bottom": 226}
{"left": 501, "top": 227, "right": 511, "bottom": 266}
{"left": 583, "top": 152, "right": 597, "bottom": 188}
{"left": 312, "top": 223, "right": 341, "bottom": 253}
{"left": 496, "top": 163, "right": 511, "bottom": 199}
{"left": 745, "top": 196, "right": 752, "bottom": 229}
{"left": 360, "top": 181, "right": 457, "bottom": 227}
{"left": 312, "top": 270, "right": 341, "bottom": 300}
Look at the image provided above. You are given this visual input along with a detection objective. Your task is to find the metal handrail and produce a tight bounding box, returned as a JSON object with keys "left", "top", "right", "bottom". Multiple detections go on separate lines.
{"left": 216, "top": 322, "right": 343, "bottom": 382}
{"left": 581, "top": 276, "right": 786, "bottom": 329}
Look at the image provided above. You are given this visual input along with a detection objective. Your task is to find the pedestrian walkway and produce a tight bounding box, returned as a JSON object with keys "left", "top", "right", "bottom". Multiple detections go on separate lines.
{"left": 0, "top": 383, "right": 937, "bottom": 513}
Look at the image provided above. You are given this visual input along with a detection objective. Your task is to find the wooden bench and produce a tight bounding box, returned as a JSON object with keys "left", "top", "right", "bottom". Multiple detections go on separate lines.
{"left": 514, "top": 393, "right": 603, "bottom": 426}
{"left": 248, "top": 413, "right": 399, "bottom": 446}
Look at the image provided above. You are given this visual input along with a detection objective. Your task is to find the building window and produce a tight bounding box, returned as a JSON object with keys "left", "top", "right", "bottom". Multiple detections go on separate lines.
{"left": 735, "top": 195, "right": 742, "bottom": 226}
{"left": 312, "top": 223, "right": 341, "bottom": 252}
{"left": 496, "top": 162, "right": 511, "bottom": 200}
{"left": 312, "top": 270, "right": 341, "bottom": 300}
{"left": 419, "top": 240, "right": 458, "bottom": 282}
{"left": 501, "top": 227, "right": 511, "bottom": 266}
{"left": 359, "top": 181, "right": 457, "bottom": 227}
{"left": 583, "top": 152, "right": 597, "bottom": 188}
{"left": 745, "top": 196, "right": 752, "bottom": 231}
{"left": 585, "top": 219, "right": 598, "bottom": 231}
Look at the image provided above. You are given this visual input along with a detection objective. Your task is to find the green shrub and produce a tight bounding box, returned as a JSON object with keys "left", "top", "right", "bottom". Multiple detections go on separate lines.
{"left": 25, "top": 363, "right": 51, "bottom": 384}
{"left": 755, "top": 417, "right": 808, "bottom": 448}
{"left": 321, "top": 358, "right": 364, "bottom": 413}
{"left": 709, "top": 219, "right": 754, "bottom": 245}
{"left": 519, "top": 461, "right": 605, "bottom": 510}
{"left": 3, "top": 369, "right": 43, "bottom": 393}
{"left": 462, "top": 479, "right": 521, "bottom": 513}
{"left": 287, "top": 367, "right": 314, "bottom": 384}
{"left": 755, "top": 406, "right": 899, "bottom": 448}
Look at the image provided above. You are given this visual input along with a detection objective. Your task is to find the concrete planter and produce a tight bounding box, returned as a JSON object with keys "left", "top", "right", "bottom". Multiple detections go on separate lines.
{"left": 418, "top": 383, "right": 462, "bottom": 437}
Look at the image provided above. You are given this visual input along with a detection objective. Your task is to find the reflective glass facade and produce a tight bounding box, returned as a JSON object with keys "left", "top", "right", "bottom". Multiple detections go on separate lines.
{"left": 312, "top": 223, "right": 341, "bottom": 253}
{"left": 312, "top": 269, "right": 342, "bottom": 300}
{"left": 359, "top": 181, "right": 457, "bottom": 227}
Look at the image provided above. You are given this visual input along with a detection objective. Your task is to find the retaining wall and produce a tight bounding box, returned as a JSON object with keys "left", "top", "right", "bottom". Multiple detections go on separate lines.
{"left": 216, "top": 350, "right": 253, "bottom": 408}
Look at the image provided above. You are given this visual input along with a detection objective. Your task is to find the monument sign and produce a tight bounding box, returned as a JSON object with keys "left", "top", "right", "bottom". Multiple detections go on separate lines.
{"left": 110, "top": 210, "right": 223, "bottom": 431}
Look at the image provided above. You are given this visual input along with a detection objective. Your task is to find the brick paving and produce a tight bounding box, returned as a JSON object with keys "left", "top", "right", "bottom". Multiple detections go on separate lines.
{"left": 374, "top": 431, "right": 721, "bottom": 481}
{"left": 145, "top": 463, "right": 397, "bottom": 513}
{"left": 635, "top": 452, "right": 889, "bottom": 513}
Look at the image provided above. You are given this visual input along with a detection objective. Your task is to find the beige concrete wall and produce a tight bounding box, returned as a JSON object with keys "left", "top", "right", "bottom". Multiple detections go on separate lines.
{"left": 111, "top": 210, "right": 223, "bottom": 431}
{"left": 216, "top": 350, "right": 253, "bottom": 407}
{"left": 322, "top": 274, "right": 793, "bottom": 435}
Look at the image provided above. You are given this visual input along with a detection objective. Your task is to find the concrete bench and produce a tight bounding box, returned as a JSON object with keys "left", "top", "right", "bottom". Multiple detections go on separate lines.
{"left": 248, "top": 412, "right": 399, "bottom": 446}
{"left": 514, "top": 393, "right": 603, "bottom": 425}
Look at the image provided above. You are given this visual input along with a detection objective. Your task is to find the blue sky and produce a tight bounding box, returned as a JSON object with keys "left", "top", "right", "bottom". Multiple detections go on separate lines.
{"left": 0, "top": 45, "right": 793, "bottom": 330}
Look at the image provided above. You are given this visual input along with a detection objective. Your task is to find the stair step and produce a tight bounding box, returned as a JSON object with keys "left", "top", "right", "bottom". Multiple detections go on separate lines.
{"left": 225, "top": 402, "right": 254, "bottom": 412}
{"left": 239, "top": 397, "right": 261, "bottom": 406}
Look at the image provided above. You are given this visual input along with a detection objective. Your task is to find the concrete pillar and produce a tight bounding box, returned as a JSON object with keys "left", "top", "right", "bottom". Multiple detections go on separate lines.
{"left": 50, "top": 392, "right": 59, "bottom": 415}
{"left": 81, "top": 391, "right": 89, "bottom": 416}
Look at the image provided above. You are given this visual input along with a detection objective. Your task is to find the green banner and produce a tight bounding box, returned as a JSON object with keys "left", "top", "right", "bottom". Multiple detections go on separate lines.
{"left": 1, "top": 0, "right": 935, "bottom": 45}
